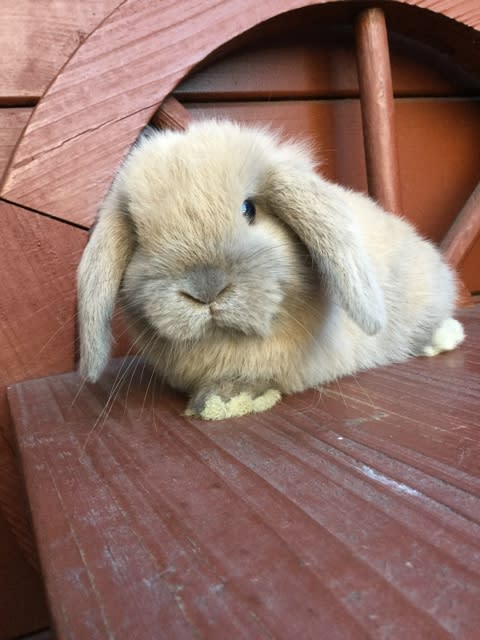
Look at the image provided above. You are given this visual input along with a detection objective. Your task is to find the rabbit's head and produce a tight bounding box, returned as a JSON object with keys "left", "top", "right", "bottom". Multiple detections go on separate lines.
{"left": 78, "top": 120, "right": 385, "bottom": 382}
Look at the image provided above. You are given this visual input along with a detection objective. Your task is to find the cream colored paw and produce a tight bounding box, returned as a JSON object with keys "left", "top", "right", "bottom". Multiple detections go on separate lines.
{"left": 423, "top": 318, "right": 465, "bottom": 357}
{"left": 191, "top": 389, "right": 281, "bottom": 421}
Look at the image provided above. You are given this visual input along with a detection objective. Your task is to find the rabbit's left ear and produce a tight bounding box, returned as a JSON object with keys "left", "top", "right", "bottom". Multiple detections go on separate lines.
{"left": 264, "top": 166, "right": 386, "bottom": 335}
{"left": 77, "top": 184, "right": 136, "bottom": 382}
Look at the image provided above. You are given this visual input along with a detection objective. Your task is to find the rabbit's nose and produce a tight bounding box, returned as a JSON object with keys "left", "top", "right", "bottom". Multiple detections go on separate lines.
{"left": 180, "top": 266, "right": 231, "bottom": 305}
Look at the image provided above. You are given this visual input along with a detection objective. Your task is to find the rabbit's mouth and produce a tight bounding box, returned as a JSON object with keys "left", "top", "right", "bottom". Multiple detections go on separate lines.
{"left": 207, "top": 302, "right": 274, "bottom": 338}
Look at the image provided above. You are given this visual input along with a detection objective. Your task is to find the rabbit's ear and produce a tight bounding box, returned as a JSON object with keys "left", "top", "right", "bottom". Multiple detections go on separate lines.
{"left": 77, "top": 186, "right": 135, "bottom": 381}
{"left": 265, "top": 167, "right": 386, "bottom": 335}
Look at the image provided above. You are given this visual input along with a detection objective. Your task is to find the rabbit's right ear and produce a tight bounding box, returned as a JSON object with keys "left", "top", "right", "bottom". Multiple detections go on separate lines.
{"left": 264, "top": 165, "right": 386, "bottom": 335}
{"left": 77, "top": 185, "right": 135, "bottom": 382}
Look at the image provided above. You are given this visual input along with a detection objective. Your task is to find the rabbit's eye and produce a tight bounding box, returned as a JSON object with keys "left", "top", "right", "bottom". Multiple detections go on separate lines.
{"left": 241, "top": 199, "right": 256, "bottom": 224}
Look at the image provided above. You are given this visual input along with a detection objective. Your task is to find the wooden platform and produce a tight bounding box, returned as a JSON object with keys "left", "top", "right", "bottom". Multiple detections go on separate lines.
{"left": 7, "top": 306, "right": 480, "bottom": 639}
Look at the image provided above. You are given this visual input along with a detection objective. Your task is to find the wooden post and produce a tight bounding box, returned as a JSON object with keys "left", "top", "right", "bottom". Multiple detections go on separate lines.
{"left": 441, "top": 183, "right": 480, "bottom": 267}
{"left": 151, "top": 96, "right": 192, "bottom": 131}
{"left": 440, "top": 183, "right": 480, "bottom": 306}
{"left": 355, "top": 8, "right": 403, "bottom": 215}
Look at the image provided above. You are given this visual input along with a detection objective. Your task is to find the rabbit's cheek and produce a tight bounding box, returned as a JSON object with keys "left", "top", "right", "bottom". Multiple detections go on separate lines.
{"left": 131, "top": 288, "right": 209, "bottom": 341}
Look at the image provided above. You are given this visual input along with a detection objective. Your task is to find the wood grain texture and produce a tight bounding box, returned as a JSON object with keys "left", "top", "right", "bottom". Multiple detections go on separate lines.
{"left": 0, "top": 199, "right": 133, "bottom": 631}
{"left": 2, "top": 0, "right": 480, "bottom": 226}
{"left": 356, "top": 8, "right": 403, "bottom": 215}
{"left": 0, "top": 507, "right": 49, "bottom": 640}
{"left": 8, "top": 306, "right": 480, "bottom": 640}
{"left": 0, "top": 199, "right": 132, "bottom": 439}
{"left": 151, "top": 96, "right": 192, "bottom": 131}
{"left": 0, "top": 201, "right": 87, "bottom": 441}
{"left": 0, "top": 430, "right": 38, "bottom": 570}
{"left": 0, "top": 0, "right": 122, "bottom": 100}
{"left": 0, "top": 108, "right": 31, "bottom": 182}
{"left": 0, "top": 201, "right": 87, "bottom": 637}
{"left": 442, "top": 182, "right": 480, "bottom": 266}
{"left": 176, "top": 30, "right": 480, "bottom": 101}
{"left": 459, "top": 236, "right": 480, "bottom": 294}
{"left": 0, "top": 0, "right": 321, "bottom": 225}
{"left": 403, "top": 0, "right": 480, "bottom": 29}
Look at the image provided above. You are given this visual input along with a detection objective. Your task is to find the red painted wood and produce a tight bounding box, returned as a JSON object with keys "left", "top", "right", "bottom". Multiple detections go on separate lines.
{"left": 403, "top": 0, "right": 480, "bottom": 29}
{"left": 176, "top": 30, "right": 480, "bottom": 101}
{"left": 0, "top": 108, "right": 30, "bottom": 184}
{"left": 0, "top": 507, "right": 49, "bottom": 640}
{"left": 2, "top": 0, "right": 480, "bottom": 227}
{"left": 442, "top": 183, "right": 480, "bottom": 267}
{"left": 355, "top": 8, "right": 403, "bottom": 215}
{"left": 0, "top": 201, "right": 86, "bottom": 440}
{"left": 7, "top": 306, "right": 480, "bottom": 639}
{"left": 460, "top": 238, "right": 480, "bottom": 294}
{"left": 0, "top": 432, "right": 38, "bottom": 571}
{"left": 0, "top": 0, "right": 321, "bottom": 225}
{"left": 0, "top": 200, "right": 87, "bottom": 631}
{"left": 0, "top": 1, "right": 122, "bottom": 101}
{"left": 151, "top": 96, "right": 192, "bottom": 131}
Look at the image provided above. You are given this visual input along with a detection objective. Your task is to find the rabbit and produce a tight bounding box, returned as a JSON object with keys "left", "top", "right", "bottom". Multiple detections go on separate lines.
{"left": 77, "top": 119, "right": 465, "bottom": 420}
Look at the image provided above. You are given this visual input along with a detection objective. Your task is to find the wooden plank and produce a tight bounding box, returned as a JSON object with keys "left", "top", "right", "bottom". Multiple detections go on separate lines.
{"left": 0, "top": 108, "right": 31, "bottom": 182}
{"left": 176, "top": 32, "right": 480, "bottom": 100}
{"left": 0, "top": 0, "right": 122, "bottom": 100}
{"left": 0, "top": 430, "right": 38, "bottom": 570}
{"left": 151, "top": 96, "right": 192, "bottom": 131}
{"left": 0, "top": 201, "right": 134, "bottom": 637}
{"left": 394, "top": 99, "right": 480, "bottom": 244}
{"left": 176, "top": 38, "right": 361, "bottom": 100}
{"left": 0, "top": 201, "right": 86, "bottom": 443}
{"left": 355, "top": 8, "right": 403, "bottom": 215}
{"left": 1, "top": 2, "right": 478, "bottom": 104}
{"left": 0, "top": 200, "right": 134, "bottom": 445}
{"left": 403, "top": 0, "right": 480, "bottom": 29}
{"left": 459, "top": 236, "right": 480, "bottom": 294}
{"left": 441, "top": 183, "right": 480, "bottom": 267}
{"left": 0, "top": 200, "right": 83, "bottom": 637}
{"left": 7, "top": 306, "right": 480, "bottom": 640}
{"left": 0, "top": 507, "right": 49, "bottom": 640}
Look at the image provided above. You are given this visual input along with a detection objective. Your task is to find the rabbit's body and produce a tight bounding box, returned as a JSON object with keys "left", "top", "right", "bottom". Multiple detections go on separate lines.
{"left": 122, "top": 185, "right": 458, "bottom": 394}
{"left": 78, "top": 120, "right": 464, "bottom": 419}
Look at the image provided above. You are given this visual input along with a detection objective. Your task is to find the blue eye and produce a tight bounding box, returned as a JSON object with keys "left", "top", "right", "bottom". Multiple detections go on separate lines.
{"left": 241, "top": 199, "right": 256, "bottom": 224}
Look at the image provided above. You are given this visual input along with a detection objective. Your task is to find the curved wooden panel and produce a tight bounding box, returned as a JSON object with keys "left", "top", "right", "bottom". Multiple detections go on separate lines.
{"left": 0, "top": 0, "right": 321, "bottom": 227}
{"left": 403, "top": 0, "right": 480, "bottom": 29}
{"left": 0, "top": 0, "right": 122, "bottom": 101}
{"left": 1, "top": 0, "right": 479, "bottom": 228}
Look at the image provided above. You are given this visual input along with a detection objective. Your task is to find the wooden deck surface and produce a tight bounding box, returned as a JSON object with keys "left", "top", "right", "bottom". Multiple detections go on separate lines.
{"left": 7, "top": 306, "right": 480, "bottom": 640}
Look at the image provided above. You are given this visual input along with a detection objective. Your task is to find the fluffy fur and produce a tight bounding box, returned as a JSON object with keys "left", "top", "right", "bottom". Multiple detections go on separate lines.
{"left": 77, "top": 120, "right": 464, "bottom": 419}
